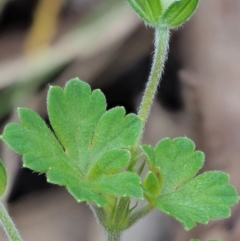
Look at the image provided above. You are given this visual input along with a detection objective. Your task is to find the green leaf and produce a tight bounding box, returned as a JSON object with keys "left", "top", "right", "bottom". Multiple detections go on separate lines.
{"left": 88, "top": 149, "right": 130, "bottom": 179}
{"left": 92, "top": 172, "right": 142, "bottom": 198}
{"left": 1, "top": 78, "right": 143, "bottom": 206}
{"left": 162, "top": 0, "right": 199, "bottom": 28}
{"left": 0, "top": 160, "right": 7, "bottom": 198}
{"left": 141, "top": 144, "right": 156, "bottom": 169}
{"left": 143, "top": 171, "right": 162, "bottom": 199}
{"left": 127, "top": 0, "right": 162, "bottom": 26}
{"left": 142, "top": 137, "right": 239, "bottom": 230}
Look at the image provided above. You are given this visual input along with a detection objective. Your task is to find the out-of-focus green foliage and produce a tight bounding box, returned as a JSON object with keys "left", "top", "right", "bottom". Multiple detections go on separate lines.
{"left": 0, "top": 161, "right": 7, "bottom": 198}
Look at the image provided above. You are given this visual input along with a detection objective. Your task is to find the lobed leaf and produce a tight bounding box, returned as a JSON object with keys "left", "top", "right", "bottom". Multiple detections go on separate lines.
{"left": 142, "top": 137, "right": 239, "bottom": 230}
{"left": 0, "top": 160, "right": 7, "bottom": 198}
{"left": 143, "top": 137, "right": 205, "bottom": 195}
{"left": 1, "top": 78, "right": 143, "bottom": 206}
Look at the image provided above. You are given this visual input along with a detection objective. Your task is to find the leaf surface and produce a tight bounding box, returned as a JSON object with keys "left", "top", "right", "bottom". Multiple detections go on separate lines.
{"left": 143, "top": 171, "right": 161, "bottom": 200}
{"left": 142, "top": 137, "right": 239, "bottom": 230}
{"left": 162, "top": 0, "right": 199, "bottom": 28}
{"left": 127, "top": 0, "right": 162, "bottom": 25}
{"left": 1, "top": 78, "right": 143, "bottom": 206}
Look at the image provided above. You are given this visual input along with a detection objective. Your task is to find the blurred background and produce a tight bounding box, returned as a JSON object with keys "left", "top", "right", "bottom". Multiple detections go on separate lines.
{"left": 1, "top": 0, "right": 240, "bottom": 240}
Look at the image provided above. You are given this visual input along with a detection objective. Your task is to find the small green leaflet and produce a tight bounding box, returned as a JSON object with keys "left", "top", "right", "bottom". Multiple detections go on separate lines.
{"left": 161, "top": 0, "right": 199, "bottom": 28}
{"left": 0, "top": 160, "right": 7, "bottom": 198}
{"left": 142, "top": 137, "right": 238, "bottom": 230}
{"left": 1, "top": 78, "right": 143, "bottom": 206}
{"left": 127, "top": 0, "right": 162, "bottom": 26}
{"left": 143, "top": 170, "right": 162, "bottom": 203}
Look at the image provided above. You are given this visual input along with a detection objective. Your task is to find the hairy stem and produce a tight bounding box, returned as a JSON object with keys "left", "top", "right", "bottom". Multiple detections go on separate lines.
{"left": 138, "top": 26, "right": 170, "bottom": 130}
{"left": 0, "top": 202, "right": 23, "bottom": 241}
{"left": 127, "top": 204, "right": 153, "bottom": 229}
{"left": 106, "top": 231, "right": 121, "bottom": 241}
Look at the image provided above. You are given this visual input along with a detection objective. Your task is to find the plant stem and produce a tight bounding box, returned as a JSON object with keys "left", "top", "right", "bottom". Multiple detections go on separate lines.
{"left": 0, "top": 202, "right": 23, "bottom": 241}
{"left": 138, "top": 26, "right": 170, "bottom": 130}
{"left": 106, "top": 231, "right": 121, "bottom": 241}
{"left": 127, "top": 204, "right": 153, "bottom": 229}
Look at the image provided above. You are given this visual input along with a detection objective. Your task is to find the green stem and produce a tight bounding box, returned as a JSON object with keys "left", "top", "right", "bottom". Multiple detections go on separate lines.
{"left": 138, "top": 26, "right": 170, "bottom": 130}
{"left": 127, "top": 204, "right": 153, "bottom": 229}
{"left": 0, "top": 202, "right": 23, "bottom": 241}
{"left": 106, "top": 231, "right": 121, "bottom": 241}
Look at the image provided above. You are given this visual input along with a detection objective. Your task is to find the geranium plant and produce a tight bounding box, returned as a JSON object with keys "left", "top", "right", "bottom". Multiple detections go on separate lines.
{"left": 0, "top": 1, "right": 239, "bottom": 241}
